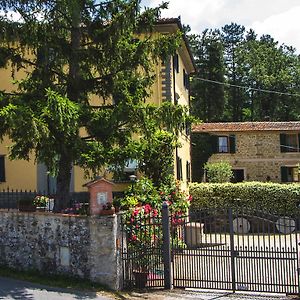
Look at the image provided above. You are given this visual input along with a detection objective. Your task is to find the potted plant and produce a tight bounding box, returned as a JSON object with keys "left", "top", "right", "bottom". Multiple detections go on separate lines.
{"left": 124, "top": 204, "right": 161, "bottom": 288}
{"left": 99, "top": 202, "right": 115, "bottom": 215}
{"left": 33, "top": 195, "right": 49, "bottom": 211}
{"left": 18, "top": 197, "right": 36, "bottom": 212}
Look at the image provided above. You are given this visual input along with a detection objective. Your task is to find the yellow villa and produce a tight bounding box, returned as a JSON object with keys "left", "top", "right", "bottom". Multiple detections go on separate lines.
{"left": 0, "top": 18, "right": 195, "bottom": 194}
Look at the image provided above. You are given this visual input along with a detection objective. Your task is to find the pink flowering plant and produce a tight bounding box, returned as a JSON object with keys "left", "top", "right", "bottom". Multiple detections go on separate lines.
{"left": 123, "top": 176, "right": 192, "bottom": 271}
{"left": 159, "top": 179, "right": 192, "bottom": 226}
{"left": 124, "top": 203, "right": 161, "bottom": 272}
{"left": 62, "top": 202, "right": 88, "bottom": 215}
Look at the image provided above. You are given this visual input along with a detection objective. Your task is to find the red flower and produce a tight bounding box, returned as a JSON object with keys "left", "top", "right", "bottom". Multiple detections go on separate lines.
{"left": 131, "top": 234, "right": 137, "bottom": 241}
{"left": 133, "top": 208, "right": 139, "bottom": 216}
{"left": 144, "top": 204, "right": 152, "bottom": 214}
{"left": 152, "top": 209, "right": 158, "bottom": 217}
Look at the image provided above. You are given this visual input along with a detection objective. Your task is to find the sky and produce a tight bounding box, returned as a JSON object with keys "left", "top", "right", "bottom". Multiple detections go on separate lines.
{"left": 142, "top": 0, "right": 300, "bottom": 52}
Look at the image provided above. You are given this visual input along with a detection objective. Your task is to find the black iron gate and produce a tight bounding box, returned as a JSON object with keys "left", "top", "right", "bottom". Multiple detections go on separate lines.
{"left": 121, "top": 205, "right": 300, "bottom": 294}
{"left": 172, "top": 208, "right": 300, "bottom": 294}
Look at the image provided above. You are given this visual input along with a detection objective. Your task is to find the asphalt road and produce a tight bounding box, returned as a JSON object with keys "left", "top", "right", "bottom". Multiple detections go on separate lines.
{"left": 0, "top": 276, "right": 113, "bottom": 300}
{"left": 0, "top": 276, "right": 294, "bottom": 300}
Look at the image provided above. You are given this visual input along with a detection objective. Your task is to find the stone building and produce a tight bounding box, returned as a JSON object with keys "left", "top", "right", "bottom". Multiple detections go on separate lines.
{"left": 192, "top": 122, "right": 300, "bottom": 183}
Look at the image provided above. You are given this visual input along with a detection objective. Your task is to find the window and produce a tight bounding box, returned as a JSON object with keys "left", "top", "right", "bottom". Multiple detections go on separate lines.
{"left": 0, "top": 156, "right": 5, "bottom": 182}
{"left": 218, "top": 136, "right": 229, "bottom": 152}
{"left": 183, "top": 69, "right": 189, "bottom": 90}
{"left": 216, "top": 135, "right": 236, "bottom": 153}
{"left": 173, "top": 54, "right": 179, "bottom": 73}
{"left": 280, "top": 133, "right": 300, "bottom": 152}
{"left": 281, "top": 166, "right": 299, "bottom": 182}
{"left": 110, "top": 159, "right": 137, "bottom": 182}
{"left": 176, "top": 156, "right": 182, "bottom": 180}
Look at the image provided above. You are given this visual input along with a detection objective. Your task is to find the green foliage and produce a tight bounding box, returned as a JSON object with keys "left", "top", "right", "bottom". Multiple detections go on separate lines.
{"left": 33, "top": 195, "right": 50, "bottom": 207}
{"left": 190, "top": 29, "right": 225, "bottom": 122}
{"left": 137, "top": 130, "right": 177, "bottom": 186}
{"left": 191, "top": 133, "right": 215, "bottom": 182}
{"left": 204, "top": 161, "right": 233, "bottom": 183}
{"left": 120, "top": 195, "right": 139, "bottom": 210}
{"left": 122, "top": 176, "right": 191, "bottom": 271}
{"left": 121, "top": 177, "right": 160, "bottom": 209}
{"left": 121, "top": 176, "right": 191, "bottom": 213}
{"left": 190, "top": 182, "right": 300, "bottom": 214}
{"left": 0, "top": 0, "right": 188, "bottom": 210}
{"left": 188, "top": 22, "right": 300, "bottom": 122}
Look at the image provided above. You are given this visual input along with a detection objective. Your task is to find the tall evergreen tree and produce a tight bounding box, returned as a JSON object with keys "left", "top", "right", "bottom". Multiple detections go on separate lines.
{"left": 0, "top": 0, "right": 188, "bottom": 211}
{"left": 221, "top": 23, "right": 248, "bottom": 121}
{"left": 190, "top": 29, "right": 225, "bottom": 121}
{"left": 240, "top": 35, "right": 300, "bottom": 120}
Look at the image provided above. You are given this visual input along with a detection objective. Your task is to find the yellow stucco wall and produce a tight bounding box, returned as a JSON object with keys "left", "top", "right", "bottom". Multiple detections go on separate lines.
{"left": 0, "top": 136, "right": 37, "bottom": 190}
{"left": 0, "top": 26, "right": 193, "bottom": 193}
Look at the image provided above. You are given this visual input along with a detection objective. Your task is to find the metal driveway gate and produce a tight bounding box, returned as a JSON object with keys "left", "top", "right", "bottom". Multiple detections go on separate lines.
{"left": 172, "top": 208, "right": 300, "bottom": 294}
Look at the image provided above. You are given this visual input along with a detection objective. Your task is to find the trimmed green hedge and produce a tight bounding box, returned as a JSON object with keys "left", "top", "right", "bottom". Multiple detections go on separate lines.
{"left": 189, "top": 182, "right": 300, "bottom": 214}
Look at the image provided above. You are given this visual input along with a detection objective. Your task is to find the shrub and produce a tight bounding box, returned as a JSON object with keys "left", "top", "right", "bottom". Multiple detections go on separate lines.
{"left": 204, "top": 161, "right": 233, "bottom": 183}
{"left": 189, "top": 182, "right": 300, "bottom": 215}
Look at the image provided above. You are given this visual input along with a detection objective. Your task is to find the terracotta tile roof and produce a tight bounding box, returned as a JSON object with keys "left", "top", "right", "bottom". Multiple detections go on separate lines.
{"left": 192, "top": 122, "right": 300, "bottom": 133}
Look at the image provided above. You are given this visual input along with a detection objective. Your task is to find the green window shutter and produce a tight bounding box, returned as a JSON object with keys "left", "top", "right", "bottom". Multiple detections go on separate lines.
{"left": 280, "top": 133, "right": 287, "bottom": 152}
{"left": 0, "top": 156, "right": 5, "bottom": 182}
{"left": 186, "top": 161, "right": 191, "bottom": 182}
{"left": 173, "top": 54, "right": 179, "bottom": 73}
{"left": 209, "top": 135, "right": 218, "bottom": 153}
{"left": 229, "top": 135, "right": 236, "bottom": 153}
{"left": 176, "top": 156, "right": 182, "bottom": 180}
{"left": 179, "top": 158, "right": 183, "bottom": 180}
{"left": 280, "top": 166, "right": 288, "bottom": 182}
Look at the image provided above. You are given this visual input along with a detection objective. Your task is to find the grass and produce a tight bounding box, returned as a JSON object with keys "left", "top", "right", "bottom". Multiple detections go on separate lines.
{"left": 0, "top": 265, "right": 111, "bottom": 293}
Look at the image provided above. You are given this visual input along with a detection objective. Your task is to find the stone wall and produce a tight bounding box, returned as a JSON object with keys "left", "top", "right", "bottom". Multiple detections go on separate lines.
{"left": 208, "top": 131, "right": 300, "bottom": 182}
{"left": 0, "top": 211, "right": 122, "bottom": 290}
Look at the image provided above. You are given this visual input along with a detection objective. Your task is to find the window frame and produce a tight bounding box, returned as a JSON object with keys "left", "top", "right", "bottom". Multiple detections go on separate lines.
{"left": 280, "top": 133, "right": 300, "bottom": 153}
{"left": 281, "top": 166, "right": 299, "bottom": 183}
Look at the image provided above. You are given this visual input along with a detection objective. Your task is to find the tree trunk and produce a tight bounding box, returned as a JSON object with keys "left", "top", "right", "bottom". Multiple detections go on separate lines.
{"left": 53, "top": 153, "right": 72, "bottom": 212}
{"left": 53, "top": 3, "right": 81, "bottom": 213}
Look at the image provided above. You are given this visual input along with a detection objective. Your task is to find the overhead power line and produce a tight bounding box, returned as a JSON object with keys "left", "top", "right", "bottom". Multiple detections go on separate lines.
{"left": 194, "top": 77, "right": 300, "bottom": 98}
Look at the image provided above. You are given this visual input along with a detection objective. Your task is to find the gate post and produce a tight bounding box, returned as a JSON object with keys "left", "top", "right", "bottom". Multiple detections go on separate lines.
{"left": 229, "top": 208, "right": 236, "bottom": 292}
{"left": 162, "top": 201, "right": 172, "bottom": 289}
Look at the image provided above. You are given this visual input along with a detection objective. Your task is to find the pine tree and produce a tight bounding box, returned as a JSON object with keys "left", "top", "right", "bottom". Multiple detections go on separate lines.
{"left": 0, "top": 0, "right": 187, "bottom": 211}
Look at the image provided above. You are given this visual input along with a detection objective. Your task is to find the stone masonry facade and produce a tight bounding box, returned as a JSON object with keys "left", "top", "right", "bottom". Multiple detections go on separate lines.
{"left": 208, "top": 131, "right": 300, "bottom": 182}
{"left": 0, "top": 211, "right": 122, "bottom": 290}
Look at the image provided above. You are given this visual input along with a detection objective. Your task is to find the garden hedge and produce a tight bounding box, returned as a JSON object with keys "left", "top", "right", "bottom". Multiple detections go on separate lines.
{"left": 189, "top": 182, "right": 300, "bottom": 214}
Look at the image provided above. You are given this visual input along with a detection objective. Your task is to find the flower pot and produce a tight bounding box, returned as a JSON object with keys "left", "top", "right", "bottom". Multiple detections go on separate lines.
{"left": 99, "top": 208, "right": 115, "bottom": 215}
{"left": 36, "top": 207, "right": 46, "bottom": 212}
{"left": 133, "top": 271, "right": 148, "bottom": 288}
